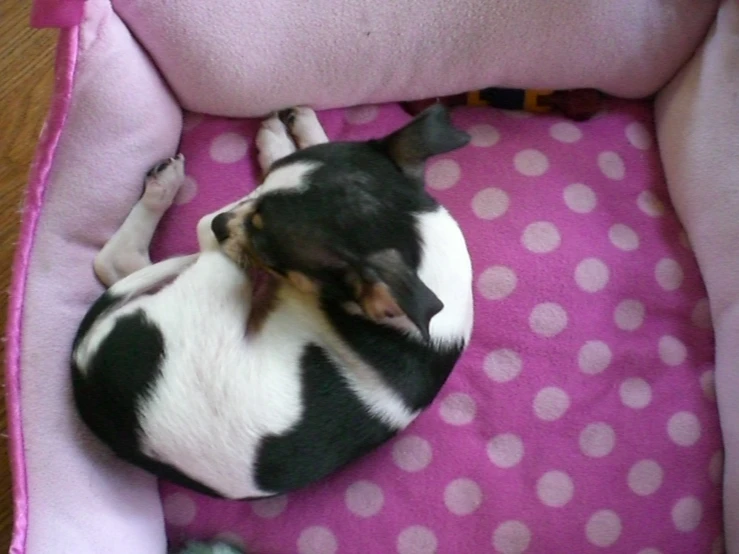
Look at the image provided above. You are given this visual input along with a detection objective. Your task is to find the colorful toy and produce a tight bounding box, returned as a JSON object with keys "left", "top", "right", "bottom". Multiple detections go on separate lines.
{"left": 404, "top": 87, "right": 604, "bottom": 121}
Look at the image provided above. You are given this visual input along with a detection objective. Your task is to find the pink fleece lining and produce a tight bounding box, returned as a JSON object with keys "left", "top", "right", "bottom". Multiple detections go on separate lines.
{"left": 31, "top": 0, "right": 85, "bottom": 28}
{"left": 5, "top": 26, "right": 80, "bottom": 554}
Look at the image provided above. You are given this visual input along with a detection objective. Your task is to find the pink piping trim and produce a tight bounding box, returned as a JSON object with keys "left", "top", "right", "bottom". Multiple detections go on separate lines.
{"left": 6, "top": 26, "right": 79, "bottom": 554}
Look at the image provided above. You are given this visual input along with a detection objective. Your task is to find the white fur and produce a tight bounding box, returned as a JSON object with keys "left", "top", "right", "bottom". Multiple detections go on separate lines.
{"left": 416, "top": 207, "right": 474, "bottom": 346}
{"left": 288, "top": 107, "right": 329, "bottom": 148}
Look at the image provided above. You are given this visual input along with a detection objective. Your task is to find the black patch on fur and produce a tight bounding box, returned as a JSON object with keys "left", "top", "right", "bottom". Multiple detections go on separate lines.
{"left": 72, "top": 296, "right": 225, "bottom": 497}
{"left": 254, "top": 344, "right": 396, "bottom": 494}
{"left": 324, "top": 304, "right": 464, "bottom": 410}
{"left": 72, "top": 309, "right": 164, "bottom": 456}
{"left": 71, "top": 291, "right": 120, "bottom": 350}
{"left": 253, "top": 142, "right": 437, "bottom": 280}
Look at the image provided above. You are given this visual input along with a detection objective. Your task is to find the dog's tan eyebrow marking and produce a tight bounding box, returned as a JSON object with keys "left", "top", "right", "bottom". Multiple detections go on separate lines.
{"left": 251, "top": 213, "right": 264, "bottom": 229}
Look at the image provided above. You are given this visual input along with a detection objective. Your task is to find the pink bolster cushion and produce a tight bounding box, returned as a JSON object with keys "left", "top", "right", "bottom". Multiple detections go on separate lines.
{"left": 112, "top": 0, "right": 718, "bottom": 117}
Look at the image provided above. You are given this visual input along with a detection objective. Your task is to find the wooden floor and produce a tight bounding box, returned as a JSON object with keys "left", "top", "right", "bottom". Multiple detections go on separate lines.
{"left": 0, "top": 3, "right": 57, "bottom": 550}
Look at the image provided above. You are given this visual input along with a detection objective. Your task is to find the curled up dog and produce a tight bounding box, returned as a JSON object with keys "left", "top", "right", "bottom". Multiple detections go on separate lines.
{"left": 71, "top": 106, "right": 473, "bottom": 510}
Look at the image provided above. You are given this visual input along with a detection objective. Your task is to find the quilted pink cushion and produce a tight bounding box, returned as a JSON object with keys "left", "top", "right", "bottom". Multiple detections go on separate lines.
{"left": 153, "top": 102, "right": 721, "bottom": 553}
{"left": 111, "top": 0, "right": 717, "bottom": 117}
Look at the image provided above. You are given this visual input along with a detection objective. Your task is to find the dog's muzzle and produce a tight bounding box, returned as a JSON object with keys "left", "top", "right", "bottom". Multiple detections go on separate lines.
{"left": 211, "top": 212, "right": 233, "bottom": 243}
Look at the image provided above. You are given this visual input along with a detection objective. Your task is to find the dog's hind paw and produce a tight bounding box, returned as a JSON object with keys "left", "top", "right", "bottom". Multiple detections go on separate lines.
{"left": 142, "top": 153, "right": 186, "bottom": 212}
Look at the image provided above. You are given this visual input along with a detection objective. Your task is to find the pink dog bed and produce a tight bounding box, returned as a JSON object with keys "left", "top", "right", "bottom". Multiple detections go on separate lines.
{"left": 11, "top": 1, "right": 739, "bottom": 553}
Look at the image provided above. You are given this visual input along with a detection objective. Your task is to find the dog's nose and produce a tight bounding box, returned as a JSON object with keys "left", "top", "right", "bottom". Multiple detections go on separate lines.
{"left": 211, "top": 213, "right": 232, "bottom": 243}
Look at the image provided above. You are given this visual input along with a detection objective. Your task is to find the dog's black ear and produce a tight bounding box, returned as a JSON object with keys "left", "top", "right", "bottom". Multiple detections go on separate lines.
{"left": 381, "top": 104, "right": 470, "bottom": 180}
{"left": 350, "top": 249, "right": 443, "bottom": 341}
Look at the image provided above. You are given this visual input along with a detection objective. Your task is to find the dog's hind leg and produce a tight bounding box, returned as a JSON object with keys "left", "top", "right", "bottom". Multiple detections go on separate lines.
{"left": 280, "top": 107, "right": 329, "bottom": 149}
{"left": 94, "top": 155, "right": 186, "bottom": 287}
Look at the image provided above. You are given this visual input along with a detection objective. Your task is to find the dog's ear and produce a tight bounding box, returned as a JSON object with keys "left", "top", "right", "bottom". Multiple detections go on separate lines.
{"left": 381, "top": 104, "right": 470, "bottom": 180}
{"left": 349, "top": 249, "right": 443, "bottom": 340}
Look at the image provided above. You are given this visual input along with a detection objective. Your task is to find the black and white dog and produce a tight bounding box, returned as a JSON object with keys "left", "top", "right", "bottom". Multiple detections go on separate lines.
{"left": 71, "top": 105, "right": 474, "bottom": 500}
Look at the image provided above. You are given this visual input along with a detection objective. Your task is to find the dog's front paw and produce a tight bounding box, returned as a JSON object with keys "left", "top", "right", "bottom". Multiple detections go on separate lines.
{"left": 281, "top": 106, "right": 328, "bottom": 148}
{"left": 256, "top": 114, "right": 296, "bottom": 173}
{"left": 142, "top": 153, "right": 186, "bottom": 212}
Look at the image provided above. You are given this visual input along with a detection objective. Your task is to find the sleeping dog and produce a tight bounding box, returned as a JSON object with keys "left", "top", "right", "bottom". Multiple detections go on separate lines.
{"left": 71, "top": 105, "right": 473, "bottom": 500}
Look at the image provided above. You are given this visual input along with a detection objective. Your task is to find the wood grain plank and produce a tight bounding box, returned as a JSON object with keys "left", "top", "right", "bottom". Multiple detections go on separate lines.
{"left": 0, "top": 4, "right": 57, "bottom": 550}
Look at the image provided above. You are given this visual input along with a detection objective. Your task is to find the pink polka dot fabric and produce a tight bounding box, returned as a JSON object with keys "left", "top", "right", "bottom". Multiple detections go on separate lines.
{"left": 155, "top": 101, "right": 722, "bottom": 553}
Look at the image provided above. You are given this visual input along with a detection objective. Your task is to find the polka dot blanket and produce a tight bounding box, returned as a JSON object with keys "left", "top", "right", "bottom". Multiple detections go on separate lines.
{"left": 153, "top": 101, "right": 722, "bottom": 554}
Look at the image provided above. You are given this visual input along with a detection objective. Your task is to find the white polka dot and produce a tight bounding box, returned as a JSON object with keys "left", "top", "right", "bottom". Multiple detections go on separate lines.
{"left": 672, "top": 497, "right": 703, "bottom": 532}
{"left": 628, "top": 460, "right": 663, "bottom": 495}
{"left": 492, "top": 520, "right": 531, "bottom": 554}
{"left": 578, "top": 341, "right": 612, "bottom": 374}
{"left": 692, "top": 298, "right": 712, "bottom": 330}
{"left": 397, "top": 525, "right": 438, "bottom": 554}
{"left": 550, "top": 121, "right": 583, "bottom": 143}
{"left": 529, "top": 302, "right": 568, "bottom": 337}
{"left": 439, "top": 392, "right": 476, "bottom": 425}
{"left": 163, "top": 493, "right": 197, "bottom": 526}
{"left": 345, "top": 105, "right": 379, "bottom": 124}
{"left": 210, "top": 132, "right": 248, "bottom": 163}
{"left": 619, "top": 378, "right": 652, "bottom": 409}
{"left": 639, "top": 549, "right": 663, "bottom": 554}
{"left": 472, "top": 188, "right": 510, "bottom": 220}
{"left": 614, "top": 299, "right": 645, "bottom": 331}
{"left": 655, "top": 259, "right": 683, "bottom": 291}
{"left": 536, "top": 470, "right": 574, "bottom": 507}
{"left": 478, "top": 266, "right": 517, "bottom": 300}
{"left": 469, "top": 124, "right": 500, "bottom": 147}
{"left": 298, "top": 526, "right": 338, "bottom": 554}
{"left": 575, "top": 258, "right": 610, "bottom": 292}
{"left": 609, "top": 224, "right": 639, "bottom": 251}
{"left": 637, "top": 190, "right": 665, "bottom": 217}
{"left": 392, "top": 435, "right": 432, "bottom": 472}
{"left": 487, "top": 433, "right": 524, "bottom": 468}
{"left": 514, "top": 149, "right": 549, "bottom": 176}
{"left": 522, "top": 221, "right": 561, "bottom": 253}
{"left": 426, "top": 159, "right": 461, "bottom": 190}
{"left": 251, "top": 495, "right": 288, "bottom": 519}
{"left": 667, "top": 411, "right": 701, "bottom": 446}
{"left": 586, "top": 510, "right": 622, "bottom": 547}
{"left": 709, "top": 451, "right": 723, "bottom": 485}
{"left": 564, "top": 183, "right": 597, "bottom": 213}
{"left": 659, "top": 335, "right": 687, "bottom": 366}
{"left": 701, "top": 370, "right": 716, "bottom": 402}
{"left": 213, "top": 532, "right": 246, "bottom": 551}
{"left": 533, "top": 387, "right": 570, "bottom": 421}
{"left": 444, "top": 478, "right": 483, "bottom": 515}
{"left": 626, "top": 122, "right": 653, "bottom": 150}
{"left": 484, "top": 349, "right": 523, "bottom": 383}
{"left": 598, "top": 151, "right": 625, "bottom": 180}
{"left": 345, "top": 480, "right": 384, "bottom": 517}
{"left": 579, "top": 423, "right": 616, "bottom": 458}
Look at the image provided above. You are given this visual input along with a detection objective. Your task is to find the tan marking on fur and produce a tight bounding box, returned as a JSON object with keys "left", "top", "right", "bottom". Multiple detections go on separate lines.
{"left": 287, "top": 271, "right": 318, "bottom": 294}
{"left": 360, "top": 282, "right": 403, "bottom": 321}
